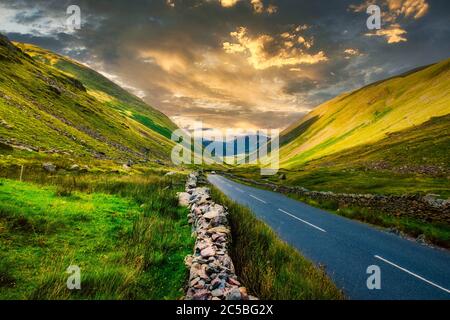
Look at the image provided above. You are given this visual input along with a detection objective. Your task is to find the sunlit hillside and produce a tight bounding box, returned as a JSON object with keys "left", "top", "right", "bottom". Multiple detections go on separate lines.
{"left": 0, "top": 35, "right": 176, "bottom": 164}
{"left": 280, "top": 59, "right": 450, "bottom": 167}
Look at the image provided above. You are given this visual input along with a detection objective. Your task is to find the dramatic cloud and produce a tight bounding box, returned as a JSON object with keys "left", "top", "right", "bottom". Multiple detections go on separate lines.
{"left": 0, "top": 0, "right": 448, "bottom": 131}
{"left": 365, "top": 23, "right": 407, "bottom": 43}
{"left": 220, "top": 0, "right": 278, "bottom": 14}
{"left": 350, "top": 0, "right": 430, "bottom": 43}
{"left": 344, "top": 48, "right": 362, "bottom": 58}
{"left": 223, "top": 26, "right": 327, "bottom": 70}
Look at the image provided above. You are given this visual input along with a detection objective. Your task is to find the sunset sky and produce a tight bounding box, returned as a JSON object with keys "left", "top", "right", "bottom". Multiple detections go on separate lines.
{"left": 1, "top": 0, "right": 449, "bottom": 132}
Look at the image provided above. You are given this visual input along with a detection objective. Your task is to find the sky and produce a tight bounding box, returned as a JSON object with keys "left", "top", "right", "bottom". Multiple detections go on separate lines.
{"left": 0, "top": 0, "right": 449, "bottom": 133}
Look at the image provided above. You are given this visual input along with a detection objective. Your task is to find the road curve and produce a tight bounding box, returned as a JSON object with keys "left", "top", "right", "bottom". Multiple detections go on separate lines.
{"left": 208, "top": 174, "right": 450, "bottom": 300}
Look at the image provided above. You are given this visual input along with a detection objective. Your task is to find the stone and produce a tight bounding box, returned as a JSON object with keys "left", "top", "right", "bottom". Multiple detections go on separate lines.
{"left": 208, "top": 226, "right": 230, "bottom": 234}
{"left": 200, "top": 246, "right": 215, "bottom": 258}
{"left": 228, "top": 277, "right": 240, "bottom": 286}
{"left": 42, "top": 162, "right": 56, "bottom": 173}
{"left": 194, "top": 280, "right": 206, "bottom": 289}
{"left": 69, "top": 164, "right": 80, "bottom": 171}
{"left": 178, "top": 192, "right": 190, "bottom": 207}
{"left": 239, "top": 287, "right": 249, "bottom": 300}
{"left": 192, "top": 289, "right": 211, "bottom": 300}
{"left": 190, "top": 277, "right": 200, "bottom": 286}
{"left": 190, "top": 263, "right": 208, "bottom": 280}
{"left": 416, "top": 234, "right": 427, "bottom": 244}
{"left": 196, "top": 241, "right": 210, "bottom": 251}
{"left": 211, "top": 233, "right": 220, "bottom": 241}
{"left": 225, "top": 288, "right": 242, "bottom": 300}
{"left": 211, "top": 289, "right": 224, "bottom": 297}
{"left": 203, "top": 210, "right": 220, "bottom": 220}
{"left": 211, "top": 277, "right": 222, "bottom": 289}
{"left": 184, "top": 255, "right": 193, "bottom": 268}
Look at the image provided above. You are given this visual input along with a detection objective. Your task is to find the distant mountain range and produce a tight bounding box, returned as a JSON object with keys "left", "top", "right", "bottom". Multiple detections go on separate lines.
{"left": 201, "top": 134, "right": 267, "bottom": 156}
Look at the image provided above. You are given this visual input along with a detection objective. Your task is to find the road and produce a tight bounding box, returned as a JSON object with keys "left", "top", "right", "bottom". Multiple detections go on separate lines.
{"left": 208, "top": 174, "right": 450, "bottom": 300}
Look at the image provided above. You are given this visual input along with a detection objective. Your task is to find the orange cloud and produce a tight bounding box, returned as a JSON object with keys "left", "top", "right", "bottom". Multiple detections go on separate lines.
{"left": 223, "top": 27, "right": 327, "bottom": 70}
{"left": 366, "top": 24, "right": 407, "bottom": 43}
{"left": 219, "top": 0, "right": 278, "bottom": 14}
{"left": 220, "top": 0, "right": 239, "bottom": 7}
{"left": 344, "top": 48, "right": 362, "bottom": 58}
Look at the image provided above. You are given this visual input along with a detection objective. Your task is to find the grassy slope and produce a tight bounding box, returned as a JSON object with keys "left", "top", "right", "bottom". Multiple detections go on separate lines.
{"left": 0, "top": 173, "right": 193, "bottom": 299}
{"left": 15, "top": 43, "right": 176, "bottom": 139}
{"left": 280, "top": 59, "right": 450, "bottom": 167}
{"left": 247, "top": 114, "right": 449, "bottom": 197}
{"left": 0, "top": 35, "right": 175, "bottom": 163}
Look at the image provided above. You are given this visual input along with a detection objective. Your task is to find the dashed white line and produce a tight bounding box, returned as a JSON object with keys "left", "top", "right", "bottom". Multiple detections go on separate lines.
{"left": 277, "top": 208, "right": 326, "bottom": 233}
{"left": 249, "top": 194, "right": 267, "bottom": 204}
{"left": 235, "top": 187, "right": 244, "bottom": 193}
{"left": 374, "top": 255, "right": 450, "bottom": 294}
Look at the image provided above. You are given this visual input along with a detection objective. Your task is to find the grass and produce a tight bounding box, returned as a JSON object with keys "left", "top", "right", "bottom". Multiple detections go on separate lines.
{"left": 209, "top": 186, "right": 344, "bottom": 300}
{"left": 0, "top": 171, "right": 194, "bottom": 300}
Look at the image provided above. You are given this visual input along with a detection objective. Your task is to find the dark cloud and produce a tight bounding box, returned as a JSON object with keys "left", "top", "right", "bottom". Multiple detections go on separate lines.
{"left": 0, "top": 0, "right": 449, "bottom": 130}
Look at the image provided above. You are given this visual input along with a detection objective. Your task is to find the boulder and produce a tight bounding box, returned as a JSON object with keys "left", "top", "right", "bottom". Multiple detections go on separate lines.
{"left": 178, "top": 192, "right": 190, "bottom": 207}
{"left": 69, "top": 164, "right": 80, "bottom": 171}
{"left": 42, "top": 162, "right": 56, "bottom": 173}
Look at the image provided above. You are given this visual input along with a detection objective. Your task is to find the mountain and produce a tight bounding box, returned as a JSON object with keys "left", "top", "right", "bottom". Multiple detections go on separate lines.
{"left": 201, "top": 134, "right": 266, "bottom": 156}
{"left": 0, "top": 34, "right": 177, "bottom": 162}
{"left": 280, "top": 58, "right": 450, "bottom": 168}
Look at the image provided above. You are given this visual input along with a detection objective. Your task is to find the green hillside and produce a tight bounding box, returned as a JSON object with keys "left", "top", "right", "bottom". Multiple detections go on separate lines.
{"left": 0, "top": 34, "right": 176, "bottom": 165}
{"left": 280, "top": 58, "right": 450, "bottom": 167}
{"left": 231, "top": 59, "right": 450, "bottom": 199}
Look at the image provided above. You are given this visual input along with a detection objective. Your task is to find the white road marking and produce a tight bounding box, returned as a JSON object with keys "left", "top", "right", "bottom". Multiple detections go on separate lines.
{"left": 249, "top": 194, "right": 267, "bottom": 204}
{"left": 374, "top": 255, "right": 450, "bottom": 294}
{"left": 235, "top": 187, "right": 244, "bottom": 193}
{"left": 278, "top": 208, "right": 326, "bottom": 233}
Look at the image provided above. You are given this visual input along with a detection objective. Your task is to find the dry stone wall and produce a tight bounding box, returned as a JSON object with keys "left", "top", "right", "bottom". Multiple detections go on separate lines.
{"left": 178, "top": 172, "right": 257, "bottom": 301}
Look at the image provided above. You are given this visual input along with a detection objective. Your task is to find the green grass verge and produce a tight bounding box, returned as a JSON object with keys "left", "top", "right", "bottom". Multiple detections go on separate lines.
{"left": 210, "top": 186, "right": 344, "bottom": 300}
{"left": 0, "top": 172, "right": 193, "bottom": 299}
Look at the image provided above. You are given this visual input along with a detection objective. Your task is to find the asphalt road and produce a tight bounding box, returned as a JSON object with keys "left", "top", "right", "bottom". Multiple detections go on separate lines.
{"left": 208, "top": 174, "right": 450, "bottom": 300}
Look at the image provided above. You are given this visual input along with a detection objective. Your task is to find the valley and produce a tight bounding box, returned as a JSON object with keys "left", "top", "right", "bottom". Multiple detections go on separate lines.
{"left": 0, "top": 32, "right": 448, "bottom": 301}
